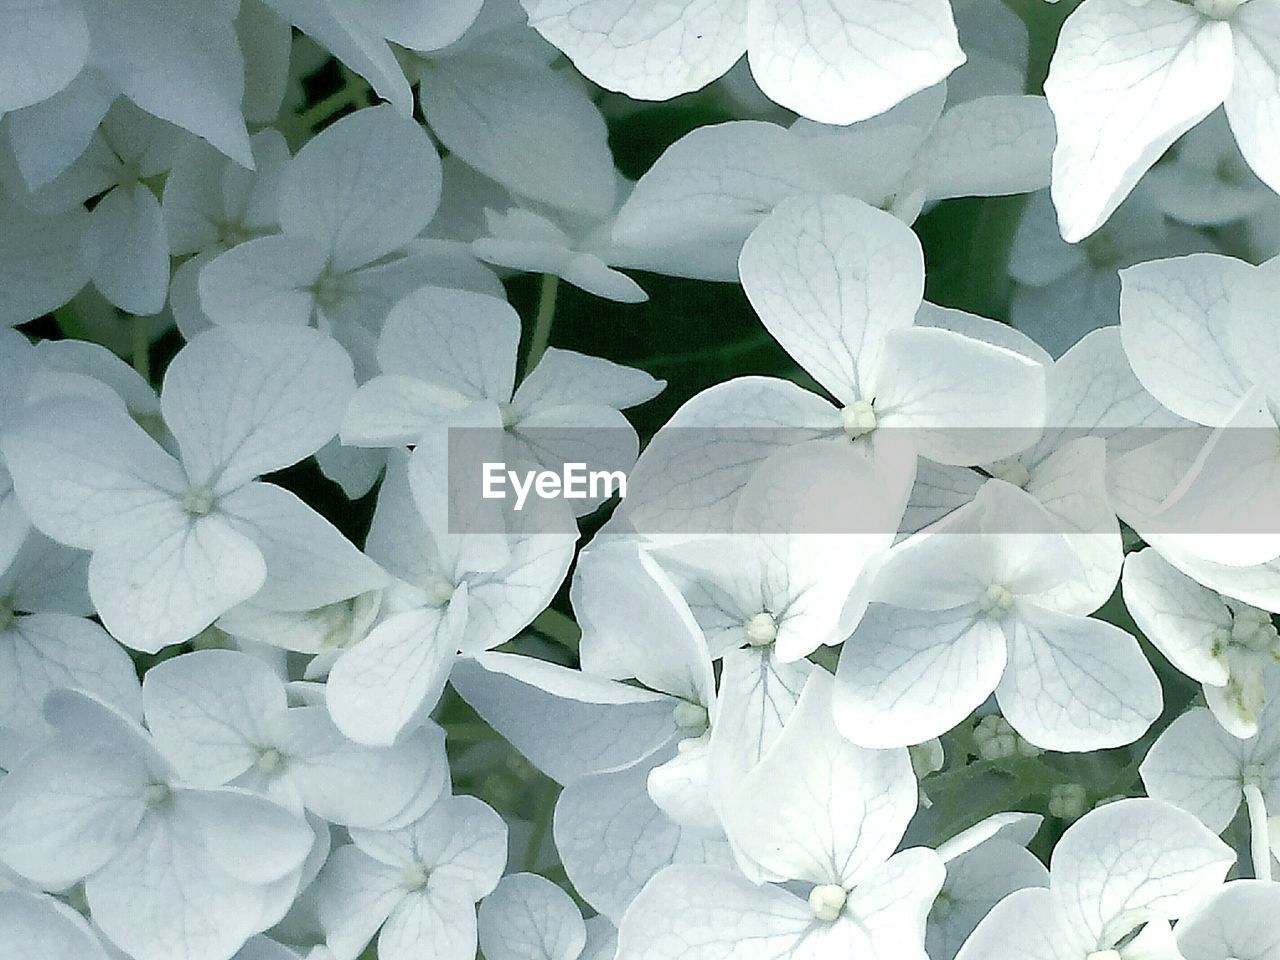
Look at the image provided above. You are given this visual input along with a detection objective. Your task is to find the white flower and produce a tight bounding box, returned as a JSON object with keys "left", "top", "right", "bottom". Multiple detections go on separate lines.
{"left": 4, "top": 0, "right": 254, "bottom": 191}
{"left": 0, "top": 690, "right": 313, "bottom": 960}
{"left": 0, "top": 529, "right": 140, "bottom": 740}
{"left": 833, "top": 479, "right": 1162, "bottom": 751}
{"left": 955, "top": 798, "right": 1235, "bottom": 960}
{"left": 0, "top": 0, "right": 91, "bottom": 116}
{"left": 1118, "top": 253, "right": 1280, "bottom": 568}
{"left": 1009, "top": 187, "right": 1212, "bottom": 358}
{"left": 1174, "top": 879, "right": 1280, "bottom": 960}
{"left": 738, "top": 193, "right": 1045, "bottom": 476}
{"left": 1, "top": 325, "right": 382, "bottom": 651}
{"left": 324, "top": 451, "right": 575, "bottom": 746}
{"left": 341, "top": 284, "right": 662, "bottom": 516}
{"left": 616, "top": 669, "right": 940, "bottom": 960}
{"left": 928, "top": 813, "right": 1048, "bottom": 960}
{"left": 1141, "top": 689, "right": 1280, "bottom": 879}
{"left": 478, "top": 872, "right": 586, "bottom": 960}
{"left": 520, "top": 0, "right": 965, "bottom": 125}
{"left": 140, "top": 649, "right": 449, "bottom": 829}
{"left": 0, "top": 194, "right": 87, "bottom": 328}
{"left": 197, "top": 105, "right": 449, "bottom": 374}
{"left": 162, "top": 129, "right": 292, "bottom": 338}
{"left": 1124, "top": 548, "right": 1280, "bottom": 737}
{"left": 0, "top": 889, "right": 111, "bottom": 960}
{"left": 313, "top": 793, "right": 508, "bottom": 960}
{"left": 611, "top": 86, "right": 1054, "bottom": 282}
{"left": 1044, "top": 0, "right": 1280, "bottom": 241}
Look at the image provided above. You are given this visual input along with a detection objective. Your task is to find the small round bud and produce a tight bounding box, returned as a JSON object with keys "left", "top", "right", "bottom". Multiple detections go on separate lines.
{"left": 143, "top": 782, "right": 172, "bottom": 807}
{"left": 181, "top": 486, "right": 215, "bottom": 517}
{"left": 910, "top": 739, "right": 945, "bottom": 778}
{"left": 808, "top": 884, "right": 847, "bottom": 922}
{"left": 974, "top": 715, "right": 1018, "bottom": 760}
{"left": 425, "top": 579, "right": 455, "bottom": 607}
{"left": 672, "top": 701, "right": 709, "bottom": 734}
{"left": 401, "top": 862, "right": 429, "bottom": 891}
{"left": 744, "top": 611, "right": 778, "bottom": 646}
{"left": 1049, "top": 783, "right": 1089, "bottom": 822}
{"left": 979, "top": 584, "right": 1014, "bottom": 618}
{"left": 840, "top": 400, "right": 877, "bottom": 439}
{"left": 255, "top": 747, "right": 284, "bottom": 774}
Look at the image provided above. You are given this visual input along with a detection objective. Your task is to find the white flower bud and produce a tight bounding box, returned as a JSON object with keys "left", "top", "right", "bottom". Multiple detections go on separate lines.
{"left": 808, "top": 883, "right": 847, "bottom": 922}
{"left": 1049, "top": 783, "right": 1089, "bottom": 822}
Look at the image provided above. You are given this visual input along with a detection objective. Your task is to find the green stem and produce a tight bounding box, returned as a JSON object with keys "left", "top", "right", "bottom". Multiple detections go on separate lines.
{"left": 525, "top": 273, "right": 559, "bottom": 373}
{"left": 131, "top": 315, "right": 150, "bottom": 382}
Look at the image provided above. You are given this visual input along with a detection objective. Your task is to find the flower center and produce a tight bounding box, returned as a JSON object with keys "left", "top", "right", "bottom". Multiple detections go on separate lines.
{"left": 1193, "top": 0, "right": 1247, "bottom": 19}
{"left": 401, "top": 862, "right": 429, "bottom": 891}
{"left": 425, "top": 579, "right": 455, "bottom": 608}
{"left": 0, "top": 597, "right": 16, "bottom": 632}
{"left": 979, "top": 584, "right": 1014, "bottom": 618}
{"left": 808, "top": 884, "right": 847, "bottom": 922}
{"left": 1242, "top": 763, "right": 1268, "bottom": 790}
{"left": 840, "top": 400, "right": 877, "bottom": 439}
{"left": 672, "top": 701, "right": 709, "bottom": 734}
{"left": 986, "top": 458, "right": 1030, "bottom": 489}
{"left": 255, "top": 747, "right": 284, "bottom": 774}
{"left": 312, "top": 272, "right": 346, "bottom": 309}
{"left": 498, "top": 402, "right": 521, "bottom": 430}
{"left": 743, "top": 611, "right": 778, "bottom": 646}
{"left": 181, "top": 486, "right": 215, "bottom": 517}
{"left": 143, "top": 782, "right": 172, "bottom": 807}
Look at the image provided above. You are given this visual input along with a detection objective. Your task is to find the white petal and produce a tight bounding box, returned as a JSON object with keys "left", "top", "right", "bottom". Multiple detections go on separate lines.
{"left": 554, "top": 751, "right": 731, "bottom": 923}
{"left": 0, "top": 398, "right": 186, "bottom": 549}
{"left": 219, "top": 482, "right": 386, "bottom": 611}
{"left": 614, "top": 864, "right": 817, "bottom": 960}
{"left": 834, "top": 603, "right": 1006, "bottom": 749}
{"left": 378, "top": 885, "right": 477, "bottom": 960}
{"left": 377, "top": 286, "right": 519, "bottom": 404}
{"left": 1048, "top": 797, "right": 1234, "bottom": 945}
{"left": 1122, "top": 549, "right": 1232, "bottom": 686}
{"left": 141, "top": 648, "right": 285, "bottom": 785}
{"left": 1118, "top": 253, "right": 1254, "bottom": 426}
{"left": 100, "top": 3, "right": 252, "bottom": 167}
{"left": 0, "top": 738, "right": 147, "bottom": 889}
{"left": 462, "top": 526, "right": 575, "bottom": 653}
{"left": 610, "top": 121, "right": 829, "bottom": 282}
{"left": 0, "top": 890, "right": 109, "bottom": 959}
{"left": 1044, "top": 0, "right": 1233, "bottom": 241}
{"left": 0, "top": 196, "right": 87, "bottom": 326}
{"left": 162, "top": 325, "right": 355, "bottom": 491}
{"left": 745, "top": 0, "right": 964, "bottom": 125}
{"left": 1139, "top": 707, "right": 1249, "bottom": 834}
{"left": 89, "top": 509, "right": 268, "bottom": 652}
{"left": 928, "top": 840, "right": 1049, "bottom": 960}
{"left": 996, "top": 604, "right": 1161, "bottom": 751}
{"left": 177, "top": 786, "right": 313, "bottom": 885}
{"left": 914, "top": 95, "right": 1055, "bottom": 200}
{"left": 515, "top": 347, "right": 664, "bottom": 412}
{"left": 313, "top": 845, "right": 405, "bottom": 960}
{"left": 723, "top": 670, "right": 917, "bottom": 886}
{"left": 478, "top": 873, "right": 586, "bottom": 960}
{"left": 1225, "top": 0, "right": 1280, "bottom": 198}
{"left": 521, "top": 0, "right": 747, "bottom": 102}
{"left": 283, "top": 708, "right": 448, "bottom": 829}
{"left": 1175, "top": 879, "right": 1280, "bottom": 960}
{"left": 238, "top": 0, "right": 292, "bottom": 124}
{"left": 0, "top": 0, "right": 88, "bottom": 113}
{"left": 279, "top": 106, "right": 441, "bottom": 271}
{"left": 739, "top": 194, "right": 923, "bottom": 405}
{"left": 197, "top": 235, "right": 327, "bottom": 328}
{"left": 450, "top": 651, "right": 678, "bottom": 784}
{"left": 81, "top": 184, "right": 169, "bottom": 316}
{"left": 0, "top": 613, "right": 141, "bottom": 734}
{"left": 953, "top": 886, "right": 1088, "bottom": 960}
{"left": 327, "top": 604, "right": 464, "bottom": 747}
{"left": 572, "top": 543, "right": 715, "bottom": 705}
{"left": 420, "top": 51, "right": 615, "bottom": 219}
{"left": 873, "top": 326, "right": 1046, "bottom": 466}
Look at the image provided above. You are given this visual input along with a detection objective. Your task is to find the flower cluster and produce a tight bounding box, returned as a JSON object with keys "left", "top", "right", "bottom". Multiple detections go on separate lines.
{"left": 2, "top": 1, "right": 1280, "bottom": 959}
